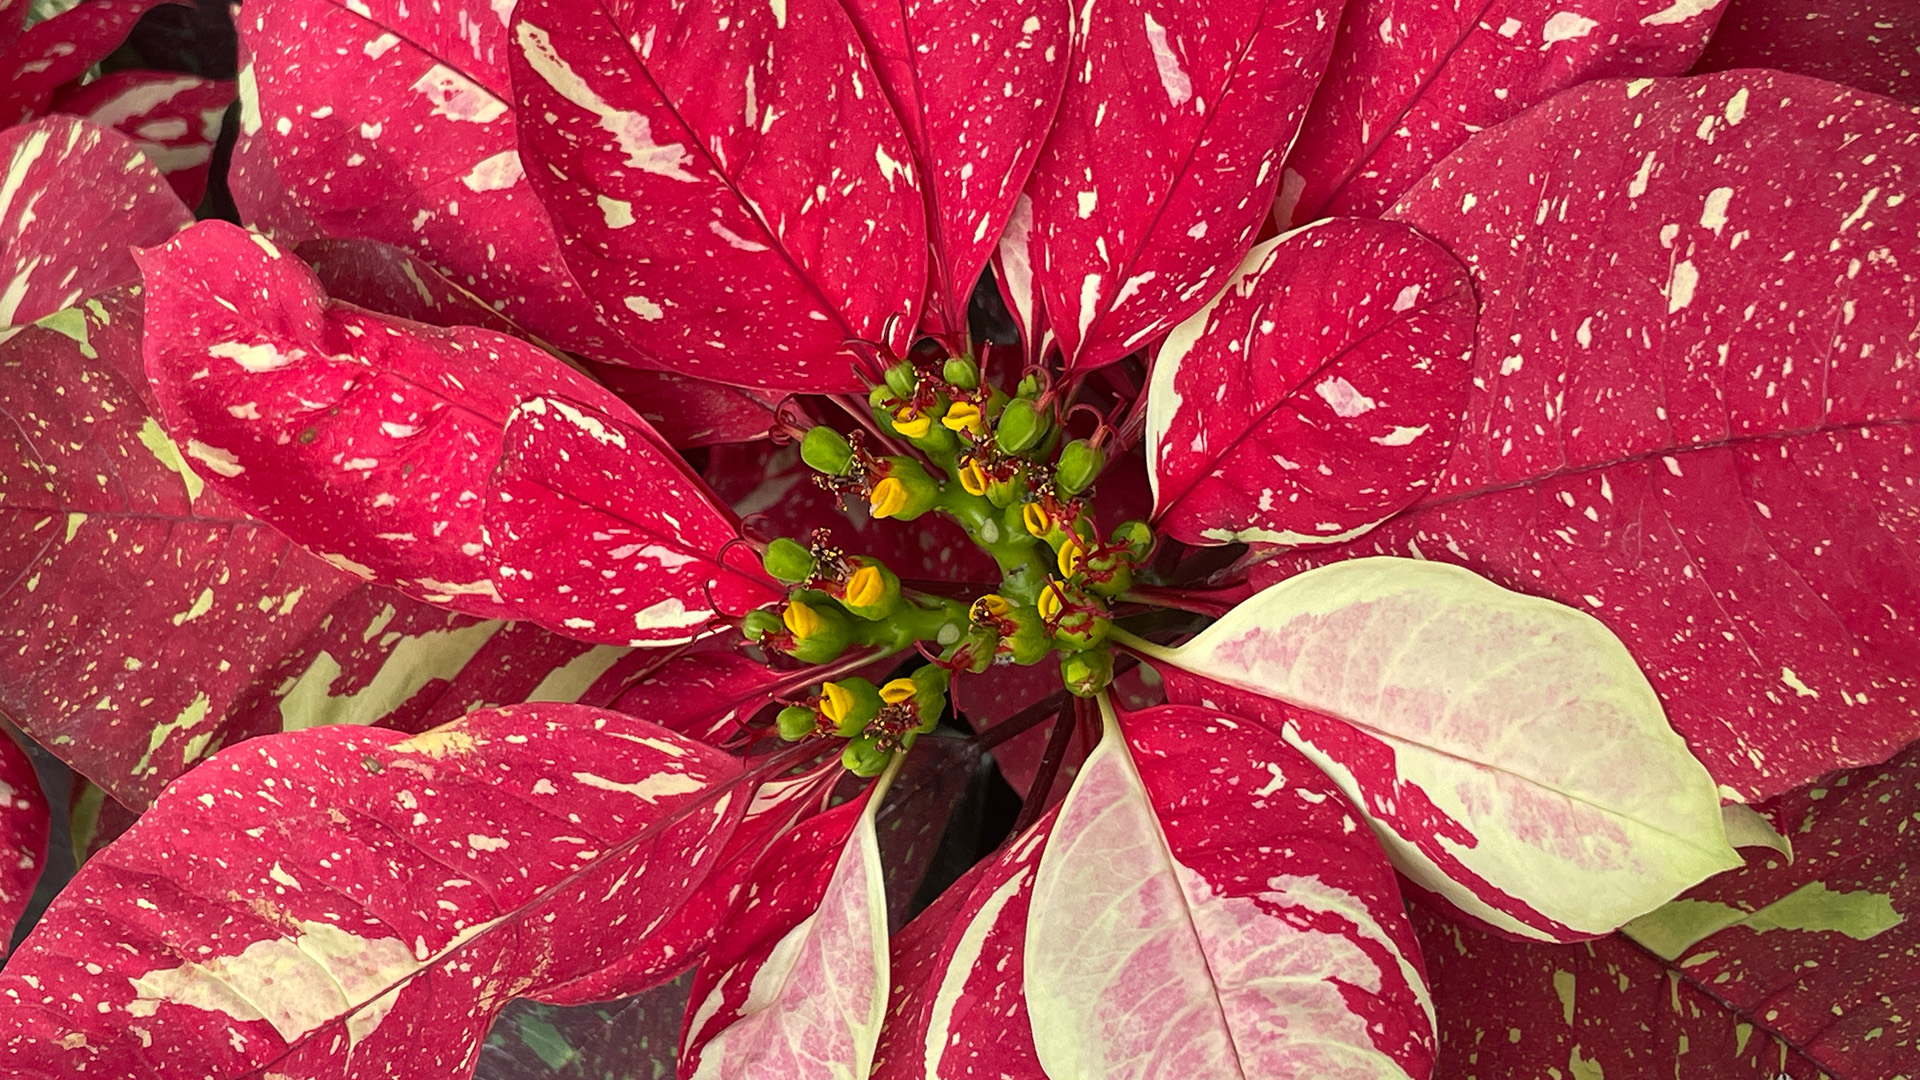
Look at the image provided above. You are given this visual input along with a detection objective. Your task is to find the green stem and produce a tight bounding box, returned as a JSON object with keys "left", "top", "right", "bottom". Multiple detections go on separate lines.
{"left": 1105, "top": 625, "right": 1179, "bottom": 664}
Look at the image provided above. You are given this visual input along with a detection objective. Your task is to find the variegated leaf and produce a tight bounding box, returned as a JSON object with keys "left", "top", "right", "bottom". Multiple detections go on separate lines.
{"left": 1148, "top": 218, "right": 1474, "bottom": 546}
{"left": 509, "top": 0, "right": 928, "bottom": 393}
{"left": 1277, "top": 0, "right": 1728, "bottom": 225}
{"left": 489, "top": 396, "right": 783, "bottom": 645}
{"left": 0, "top": 116, "right": 188, "bottom": 336}
{"left": 1026, "top": 702, "right": 1435, "bottom": 1079}
{"left": 0, "top": 704, "right": 746, "bottom": 1077}
{"left": 238, "top": 0, "right": 626, "bottom": 364}
{"left": 1259, "top": 70, "right": 1920, "bottom": 802}
{"left": 296, "top": 237, "right": 524, "bottom": 337}
{"left": 1027, "top": 0, "right": 1340, "bottom": 371}
{"left": 139, "top": 219, "right": 644, "bottom": 620}
{"left": 680, "top": 789, "right": 889, "bottom": 1080}
{"left": 1155, "top": 556, "right": 1740, "bottom": 941}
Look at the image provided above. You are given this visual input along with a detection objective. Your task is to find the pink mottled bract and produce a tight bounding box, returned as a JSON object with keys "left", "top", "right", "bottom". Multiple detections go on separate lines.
{"left": 508, "top": 0, "right": 927, "bottom": 394}
{"left": 1026, "top": 704, "right": 1435, "bottom": 1078}
{"left": 0, "top": 116, "right": 189, "bottom": 333}
{"left": 834, "top": 0, "right": 1071, "bottom": 336}
{"left": 583, "top": 362, "right": 779, "bottom": 449}
{"left": 0, "top": 733, "right": 47, "bottom": 955}
{"left": 1258, "top": 70, "right": 1920, "bottom": 802}
{"left": 1277, "top": 0, "right": 1728, "bottom": 226}
{"left": 488, "top": 395, "right": 783, "bottom": 645}
{"left": 139, "top": 219, "right": 650, "bottom": 621}
{"left": 0, "top": 704, "right": 746, "bottom": 1078}
{"left": 1119, "top": 705, "right": 1434, "bottom": 1077}
{"left": 238, "top": 0, "right": 626, "bottom": 365}
{"left": 870, "top": 809, "right": 1055, "bottom": 1080}
{"left": 680, "top": 792, "right": 882, "bottom": 1079}
{"left": 1027, "top": 0, "right": 1340, "bottom": 372}
{"left": 295, "top": 237, "right": 525, "bottom": 337}
{"left": 1148, "top": 217, "right": 1474, "bottom": 546}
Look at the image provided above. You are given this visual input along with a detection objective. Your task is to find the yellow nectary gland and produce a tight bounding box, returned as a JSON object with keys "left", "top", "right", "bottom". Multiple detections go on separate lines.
{"left": 878, "top": 678, "right": 918, "bottom": 704}
{"left": 869, "top": 476, "right": 910, "bottom": 518}
{"left": 845, "top": 564, "right": 887, "bottom": 607}
{"left": 783, "top": 598, "right": 826, "bottom": 640}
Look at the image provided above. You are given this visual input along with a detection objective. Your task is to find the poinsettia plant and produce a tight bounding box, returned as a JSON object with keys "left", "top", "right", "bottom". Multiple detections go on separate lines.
{"left": 2, "top": 0, "right": 1917, "bottom": 1076}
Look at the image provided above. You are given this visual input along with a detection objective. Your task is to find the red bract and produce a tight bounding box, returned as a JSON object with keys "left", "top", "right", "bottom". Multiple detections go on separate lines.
{"left": 0, "top": 704, "right": 746, "bottom": 1075}
{"left": 1147, "top": 217, "right": 1474, "bottom": 546}
{"left": 1277, "top": 0, "right": 1728, "bottom": 226}
{"left": 1257, "top": 70, "right": 1920, "bottom": 802}
{"left": 1027, "top": 0, "right": 1339, "bottom": 371}
{"left": 0, "top": 0, "right": 177, "bottom": 123}
{"left": 236, "top": 0, "right": 624, "bottom": 364}
{"left": 509, "top": 0, "right": 928, "bottom": 393}
{"left": 1693, "top": 0, "right": 1920, "bottom": 105}
{"left": 489, "top": 395, "right": 782, "bottom": 643}
{"left": 0, "top": 116, "right": 188, "bottom": 334}
{"left": 0, "top": 732, "right": 47, "bottom": 955}
{"left": 52, "top": 71, "right": 235, "bottom": 206}
{"left": 871, "top": 810, "right": 1056, "bottom": 1080}
{"left": 14, "top": 0, "right": 1920, "bottom": 1073}
{"left": 139, "top": 219, "right": 649, "bottom": 619}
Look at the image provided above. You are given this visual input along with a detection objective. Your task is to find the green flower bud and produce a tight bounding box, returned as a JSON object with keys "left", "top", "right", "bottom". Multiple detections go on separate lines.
{"left": 1112, "top": 519, "right": 1155, "bottom": 561}
{"left": 776, "top": 705, "right": 819, "bottom": 741}
{"left": 1051, "top": 605, "right": 1111, "bottom": 651}
{"left": 801, "top": 426, "right": 855, "bottom": 475}
{"left": 884, "top": 360, "right": 920, "bottom": 400}
{"left": 1016, "top": 372, "right": 1044, "bottom": 398}
{"left": 762, "top": 538, "right": 816, "bottom": 584}
{"left": 1061, "top": 648, "right": 1115, "bottom": 698}
{"left": 741, "top": 608, "right": 785, "bottom": 642}
{"left": 842, "top": 734, "right": 893, "bottom": 777}
{"left": 942, "top": 355, "right": 979, "bottom": 390}
{"left": 868, "top": 384, "right": 896, "bottom": 411}
{"left": 1055, "top": 439, "right": 1105, "bottom": 495}
{"left": 995, "top": 397, "right": 1047, "bottom": 455}
{"left": 1000, "top": 606, "right": 1052, "bottom": 665}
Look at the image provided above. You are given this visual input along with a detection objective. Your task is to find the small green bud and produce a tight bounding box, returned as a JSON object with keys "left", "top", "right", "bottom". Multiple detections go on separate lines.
{"left": 1000, "top": 606, "right": 1052, "bottom": 665}
{"left": 741, "top": 609, "right": 785, "bottom": 642}
{"left": 776, "top": 705, "right": 818, "bottom": 741}
{"left": 1016, "top": 371, "right": 1043, "bottom": 398}
{"left": 868, "top": 384, "right": 896, "bottom": 411}
{"left": 1055, "top": 439, "right": 1105, "bottom": 495}
{"left": 1051, "top": 605, "right": 1111, "bottom": 651}
{"left": 801, "top": 426, "right": 855, "bottom": 475}
{"left": 842, "top": 734, "right": 893, "bottom": 777}
{"left": 1112, "top": 519, "right": 1155, "bottom": 561}
{"left": 762, "top": 538, "right": 816, "bottom": 584}
{"left": 884, "top": 360, "right": 919, "bottom": 399}
{"left": 942, "top": 355, "right": 980, "bottom": 390}
{"left": 995, "top": 397, "right": 1047, "bottom": 455}
{"left": 1061, "top": 648, "right": 1115, "bottom": 698}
